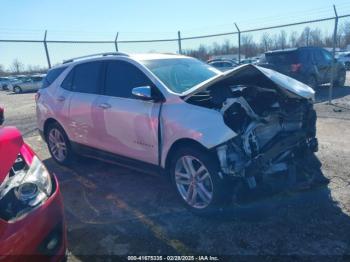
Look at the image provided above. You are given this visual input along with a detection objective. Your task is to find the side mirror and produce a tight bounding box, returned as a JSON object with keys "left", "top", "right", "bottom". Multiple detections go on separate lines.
{"left": 132, "top": 86, "right": 153, "bottom": 101}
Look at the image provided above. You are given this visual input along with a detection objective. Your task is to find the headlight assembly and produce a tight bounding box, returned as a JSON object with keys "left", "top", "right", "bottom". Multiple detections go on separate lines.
{"left": 0, "top": 154, "right": 52, "bottom": 220}
{"left": 14, "top": 156, "right": 52, "bottom": 206}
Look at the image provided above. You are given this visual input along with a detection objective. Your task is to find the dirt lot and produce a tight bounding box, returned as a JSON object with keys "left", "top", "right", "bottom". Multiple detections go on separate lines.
{"left": 1, "top": 74, "right": 350, "bottom": 260}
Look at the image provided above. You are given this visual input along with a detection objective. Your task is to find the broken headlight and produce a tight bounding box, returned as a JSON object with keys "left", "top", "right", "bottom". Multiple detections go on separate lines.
{"left": 0, "top": 155, "right": 52, "bottom": 220}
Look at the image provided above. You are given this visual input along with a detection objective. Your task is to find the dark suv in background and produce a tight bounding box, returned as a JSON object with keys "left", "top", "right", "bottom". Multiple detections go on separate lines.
{"left": 260, "top": 47, "right": 346, "bottom": 89}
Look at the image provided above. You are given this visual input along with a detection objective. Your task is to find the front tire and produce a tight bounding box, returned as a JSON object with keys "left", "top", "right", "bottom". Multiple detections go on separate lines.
{"left": 46, "top": 123, "right": 74, "bottom": 166}
{"left": 170, "top": 147, "right": 231, "bottom": 215}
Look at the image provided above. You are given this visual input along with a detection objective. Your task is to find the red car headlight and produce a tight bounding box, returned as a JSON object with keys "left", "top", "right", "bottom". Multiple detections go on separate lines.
{"left": 13, "top": 156, "right": 52, "bottom": 206}
{"left": 0, "top": 154, "right": 52, "bottom": 220}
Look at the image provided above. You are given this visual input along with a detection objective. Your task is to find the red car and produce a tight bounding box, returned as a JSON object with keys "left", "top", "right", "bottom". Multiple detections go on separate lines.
{"left": 0, "top": 107, "right": 66, "bottom": 261}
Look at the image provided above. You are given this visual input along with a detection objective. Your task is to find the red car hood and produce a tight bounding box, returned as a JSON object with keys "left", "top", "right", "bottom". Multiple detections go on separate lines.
{"left": 0, "top": 127, "right": 23, "bottom": 184}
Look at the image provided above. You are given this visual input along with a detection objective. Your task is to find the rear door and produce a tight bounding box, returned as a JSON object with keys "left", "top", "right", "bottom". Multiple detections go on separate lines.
{"left": 31, "top": 77, "right": 43, "bottom": 91}
{"left": 20, "top": 77, "right": 33, "bottom": 91}
{"left": 320, "top": 49, "right": 333, "bottom": 83}
{"left": 96, "top": 60, "right": 161, "bottom": 165}
{"left": 313, "top": 49, "right": 331, "bottom": 84}
{"left": 65, "top": 61, "right": 104, "bottom": 149}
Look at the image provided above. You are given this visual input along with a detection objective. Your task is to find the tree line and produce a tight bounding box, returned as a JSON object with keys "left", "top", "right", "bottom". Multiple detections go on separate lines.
{"left": 1, "top": 22, "right": 349, "bottom": 76}
{"left": 183, "top": 22, "right": 350, "bottom": 61}
{"left": 0, "top": 59, "right": 47, "bottom": 76}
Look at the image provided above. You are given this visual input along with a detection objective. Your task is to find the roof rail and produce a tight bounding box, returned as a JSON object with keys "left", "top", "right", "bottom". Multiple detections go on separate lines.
{"left": 62, "top": 52, "right": 129, "bottom": 64}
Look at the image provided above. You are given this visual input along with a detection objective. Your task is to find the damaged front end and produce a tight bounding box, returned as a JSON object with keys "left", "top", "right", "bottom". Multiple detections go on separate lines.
{"left": 185, "top": 65, "right": 327, "bottom": 191}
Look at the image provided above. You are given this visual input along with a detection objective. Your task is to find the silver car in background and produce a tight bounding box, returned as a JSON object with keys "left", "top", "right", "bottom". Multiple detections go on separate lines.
{"left": 208, "top": 59, "right": 238, "bottom": 72}
{"left": 11, "top": 74, "right": 45, "bottom": 93}
{"left": 0, "top": 77, "right": 11, "bottom": 90}
{"left": 338, "top": 52, "right": 350, "bottom": 70}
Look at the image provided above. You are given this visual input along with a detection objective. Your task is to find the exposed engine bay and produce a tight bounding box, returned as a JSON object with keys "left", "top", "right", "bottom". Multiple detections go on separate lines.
{"left": 185, "top": 66, "right": 325, "bottom": 190}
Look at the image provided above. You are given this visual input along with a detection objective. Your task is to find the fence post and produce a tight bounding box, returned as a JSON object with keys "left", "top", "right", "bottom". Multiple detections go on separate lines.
{"left": 115, "top": 32, "right": 119, "bottom": 52}
{"left": 43, "top": 30, "right": 51, "bottom": 69}
{"left": 329, "top": 5, "right": 338, "bottom": 104}
{"left": 235, "top": 23, "right": 241, "bottom": 63}
{"left": 177, "top": 31, "right": 182, "bottom": 54}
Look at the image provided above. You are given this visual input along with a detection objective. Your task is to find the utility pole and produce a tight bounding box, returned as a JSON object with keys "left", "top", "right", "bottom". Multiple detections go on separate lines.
{"left": 177, "top": 31, "right": 182, "bottom": 54}
{"left": 329, "top": 5, "right": 338, "bottom": 104}
{"left": 235, "top": 23, "right": 241, "bottom": 63}
{"left": 115, "top": 32, "right": 119, "bottom": 52}
{"left": 43, "top": 30, "right": 51, "bottom": 69}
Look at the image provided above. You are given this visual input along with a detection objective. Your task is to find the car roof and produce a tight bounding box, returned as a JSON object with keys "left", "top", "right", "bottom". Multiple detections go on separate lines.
{"left": 208, "top": 60, "right": 234, "bottom": 63}
{"left": 50, "top": 52, "right": 189, "bottom": 71}
{"left": 265, "top": 46, "right": 323, "bottom": 55}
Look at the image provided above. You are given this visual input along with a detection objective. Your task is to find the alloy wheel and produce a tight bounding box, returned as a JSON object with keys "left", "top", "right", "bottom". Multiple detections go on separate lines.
{"left": 175, "top": 155, "right": 214, "bottom": 209}
{"left": 48, "top": 128, "right": 68, "bottom": 162}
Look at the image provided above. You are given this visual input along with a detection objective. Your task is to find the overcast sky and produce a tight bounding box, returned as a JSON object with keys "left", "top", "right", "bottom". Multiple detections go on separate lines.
{"left": 1, "top": 0, "right": 350, "bottom": 68}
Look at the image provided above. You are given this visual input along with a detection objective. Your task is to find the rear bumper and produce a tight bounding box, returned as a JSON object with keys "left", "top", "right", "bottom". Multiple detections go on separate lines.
{"left": 0, "top": 175, "right": 66, "bottom": 261}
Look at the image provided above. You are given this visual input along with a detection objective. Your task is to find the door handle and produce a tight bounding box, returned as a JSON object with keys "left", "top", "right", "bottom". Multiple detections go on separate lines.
{"left": 57, "top": 96, "right": 65, "bottom": 102}
{"left": 99, "top": 103, "right": 111, "bottom": 109}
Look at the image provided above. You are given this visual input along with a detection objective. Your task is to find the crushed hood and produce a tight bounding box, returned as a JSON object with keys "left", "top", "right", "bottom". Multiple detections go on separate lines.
{"left": 183, "top": 64, "right": 315, "bottom": 101}
{"left": 0, "top": 127, "right": 23, "bottom": 184}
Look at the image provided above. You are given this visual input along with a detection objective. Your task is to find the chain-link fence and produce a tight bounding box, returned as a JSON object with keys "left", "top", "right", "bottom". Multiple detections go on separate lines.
{"left": 1, "top": 6, "right": 350, "bottom": 102}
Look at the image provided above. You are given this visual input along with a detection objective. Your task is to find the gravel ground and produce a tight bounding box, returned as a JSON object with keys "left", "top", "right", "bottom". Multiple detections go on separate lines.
{"left": 1, "top": 73, "right": 350, "bottom": 260}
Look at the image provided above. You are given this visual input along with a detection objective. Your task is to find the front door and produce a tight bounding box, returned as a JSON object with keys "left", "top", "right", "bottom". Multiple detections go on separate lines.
{"left": 96, "top": 60, "right": 161, "bottom": 165}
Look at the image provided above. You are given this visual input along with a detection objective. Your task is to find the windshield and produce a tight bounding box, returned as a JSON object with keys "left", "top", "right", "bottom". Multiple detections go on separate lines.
{"left": 141, "top": 58, "right": 220, "bottom": 93}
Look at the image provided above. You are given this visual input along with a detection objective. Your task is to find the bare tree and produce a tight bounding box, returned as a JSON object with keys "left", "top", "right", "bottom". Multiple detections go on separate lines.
{"left": 309, "top": 28, "right": 323, "bottom": 47}
{"left": 278, "top": 30, "right": 287, "bottom": 49}
{"left": 261, "top": 33, "right": 272, "bottom": 52}
{"left": 0, "top": 64, "right": 5, "bottom": 76}
{"left": 11, "top": 59, "right": 24, "bottom": 74}
{"left": 338, "top": 21, "right": 350, "bottom": 48}
{"left": 241, "top": 34, "right": 257, "bottom": 57}
{"left": 289, "top": 31, "right": 298, "bottom": 47}
{"left": 299, "top": 27, "right": 311, "bottom": 46}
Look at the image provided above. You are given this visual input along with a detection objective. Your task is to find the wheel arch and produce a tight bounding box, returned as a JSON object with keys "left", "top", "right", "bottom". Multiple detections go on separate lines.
{"left": 43, "top": 118, "right": 66, "bottom": 142}
{"left": 164, "top": 138, "right": 219, "bottom": 174}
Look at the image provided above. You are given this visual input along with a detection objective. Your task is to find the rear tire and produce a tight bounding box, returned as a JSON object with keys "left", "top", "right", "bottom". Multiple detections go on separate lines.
{"left": 13, "top": 86, "right": 22, "bottom": 94}
{"left": 335, "top": 70, "right": 346, "bottom": 87}
{"left": 306, "top": 75, "right": 318, "bottom": 89}
{"left": 170, "top": 146, "right": 231, "bottom": 215}
{"left": 46, "top": 122, "right": 74, "bottom": 166}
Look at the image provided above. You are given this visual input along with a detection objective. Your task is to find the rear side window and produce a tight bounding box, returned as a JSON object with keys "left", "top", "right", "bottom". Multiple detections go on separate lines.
{"left": 314, "top": 50, "right": 325, "bottom": 64}
{"left": 321, "top": 50, "right": 333, "bottom": 63}
{"left": 32, "top": 77, "right": 43, "bottom": 82}
{"left": 61, "top": 70, "right": 74, "bottom": 90}
{"left": 71, "top": 62, "right": 103, "bottom": 94}
{"left": 42, "top": 67, "right": 67, "bottom": 88}
{"left": 105, "top": 61, "right": 152, "bottom": 98}
{"left": 265, "top": 51, "right": 298, "bottom": 64}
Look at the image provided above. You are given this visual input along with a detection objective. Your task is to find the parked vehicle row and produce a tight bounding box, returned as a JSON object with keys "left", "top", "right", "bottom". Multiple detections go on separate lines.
{"left": 207, "top": 47, "right": 347, "bottom": 90}
{"left": 0, "top": 74, "right": 45, "bottom": 93}
{"left": 261, "top": 47, "right": 346, "bottom": 89}
{"left": 0, "top": 108, "right": 66, "bottom": 260}
{"left": 338, "top": 51, "right": 350, "bottom": 70}
{"left": 36, "top": 52, "right": 327, "bottom": 215}
{"left": 207, "top": 59, "right": 238, "bottom": 71}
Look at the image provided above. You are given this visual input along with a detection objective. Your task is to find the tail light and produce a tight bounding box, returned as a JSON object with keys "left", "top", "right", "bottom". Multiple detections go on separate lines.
{"left": 291, "top": 63, "right": 302, "bottom": 72}
{"left": 35, "top": 91, "right": 41, "bottom": 102}
{"left": 0, "top": 107, "right": 4, "bottom": 125}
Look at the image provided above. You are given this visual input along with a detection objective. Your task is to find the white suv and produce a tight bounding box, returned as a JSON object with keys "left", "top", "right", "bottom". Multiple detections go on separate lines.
{"left": 36, "top": 52, "right": 325, "bottom": 214}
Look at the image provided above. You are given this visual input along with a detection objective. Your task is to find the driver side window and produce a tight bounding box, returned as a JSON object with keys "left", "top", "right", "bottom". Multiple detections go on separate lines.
{"left": 105, "top": 61, "right": 153, "bottom": 98}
